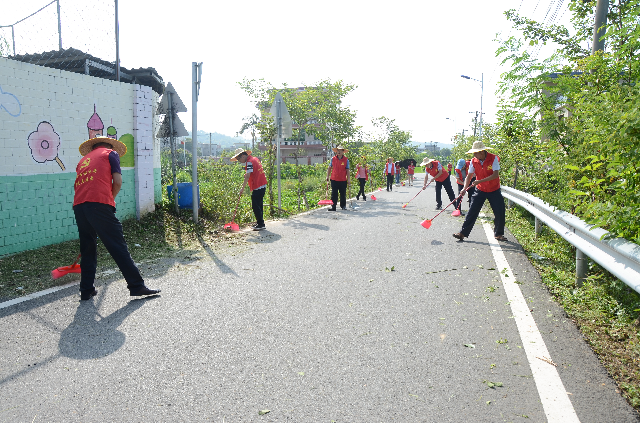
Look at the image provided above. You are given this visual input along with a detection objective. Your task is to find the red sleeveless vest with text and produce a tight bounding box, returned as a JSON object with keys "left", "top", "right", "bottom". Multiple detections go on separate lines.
{"left": 330, "top": 155, "right": 348, "bottom": 181}
{"left": 426, "top": 160, "right": 449, "bottom": 182}
{"left": 73, "top": 148, "right": 116, "bottom": 207}
{"left": 246, "top": 155, "right": 267, "bottom": 191}
{"left": 472, "top": 152, "right": 501, "bottom": 192}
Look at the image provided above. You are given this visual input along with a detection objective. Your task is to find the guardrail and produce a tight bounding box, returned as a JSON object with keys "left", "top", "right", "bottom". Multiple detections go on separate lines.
{"left": 501, "top": 186, "right": 640, "bottom": 293}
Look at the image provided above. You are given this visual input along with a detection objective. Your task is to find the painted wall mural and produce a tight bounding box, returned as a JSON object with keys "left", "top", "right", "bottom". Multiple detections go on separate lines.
{"left": 27, "top": 121, "right": 65, "bottom": 170}
{"left": 84, "top": 104, "right": 135, "bottom": 167}
{"left": 0, "top": 84, "right": 21, "bottom": 117}
{"left": 87, "top": 104, "right": 104, "bottom": 138}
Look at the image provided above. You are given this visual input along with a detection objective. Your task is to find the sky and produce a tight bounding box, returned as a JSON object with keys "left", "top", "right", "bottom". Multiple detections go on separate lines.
{"left": 3, "top": 0, "right": 574, "bottom": 147}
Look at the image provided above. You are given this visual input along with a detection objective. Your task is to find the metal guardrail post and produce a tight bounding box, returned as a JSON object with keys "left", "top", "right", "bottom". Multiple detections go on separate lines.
{"left": 576, "top": 249, "right": 588, "bottom": 287}
{"left": 501, "top": 186, "right": 640, "bottom": 293}
{"left": 535, "top": 217, "right": 542, "bottom": 237}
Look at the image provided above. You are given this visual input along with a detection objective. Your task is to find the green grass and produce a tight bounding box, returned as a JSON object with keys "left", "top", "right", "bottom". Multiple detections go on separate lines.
{"left": 506, "top": 206, "right": 640, "bottom": 409}
{"left": 0, "top": 207, "right": 239, "bottom": 302}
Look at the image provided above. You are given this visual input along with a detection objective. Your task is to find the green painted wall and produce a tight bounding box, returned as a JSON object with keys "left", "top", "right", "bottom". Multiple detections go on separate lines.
{"left": 0, "top": 170, "right": 136, "bottom": 256}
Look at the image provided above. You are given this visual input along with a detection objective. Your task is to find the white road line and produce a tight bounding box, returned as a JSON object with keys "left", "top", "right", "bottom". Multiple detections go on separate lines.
{"left": 481, "top": 215, "right": 580, "bottom": 422}
{"left": 0, "top": 281, "right": 78, "bottom": 310}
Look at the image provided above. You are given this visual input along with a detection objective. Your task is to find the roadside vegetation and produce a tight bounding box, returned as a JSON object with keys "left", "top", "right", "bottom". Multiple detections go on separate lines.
{"left": 506, "top": 206, "right": 640, "bottom": 409}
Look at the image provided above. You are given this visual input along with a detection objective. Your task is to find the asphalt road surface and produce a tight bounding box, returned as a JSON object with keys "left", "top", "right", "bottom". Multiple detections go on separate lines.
{"left": 1, "top": 175, "right": 638, "bottom": 422}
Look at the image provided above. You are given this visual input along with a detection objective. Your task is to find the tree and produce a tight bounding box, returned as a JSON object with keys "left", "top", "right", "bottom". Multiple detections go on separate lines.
{"left": 238, "top": 78, "right": 359, "bottom": 215}
{"left": 237, "top": 114, "right": 260, "bottom": 151}
{"left": 0, "top": 35, "right": 9, "bottom": 57}
{"left": 495, "top": 0, "right": 640, "bottom": 241}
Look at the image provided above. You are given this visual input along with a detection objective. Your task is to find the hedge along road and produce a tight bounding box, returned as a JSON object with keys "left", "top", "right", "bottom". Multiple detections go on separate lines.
{"left": 0, "top": 174, "right": 637, "bottom": 422}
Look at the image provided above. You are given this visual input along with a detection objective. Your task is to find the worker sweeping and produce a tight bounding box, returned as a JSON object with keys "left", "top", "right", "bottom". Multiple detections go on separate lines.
{"left": 453, "top": 141, "right": 507, "bottom": 242}
{"left": 232, "top": 147, "right": 267, "bottom": 230}
{"left": 421, "top": 157, "right": 455, "bottom": 210}
{"left": 73, "top": 136, "right": 160, "bottom": 300}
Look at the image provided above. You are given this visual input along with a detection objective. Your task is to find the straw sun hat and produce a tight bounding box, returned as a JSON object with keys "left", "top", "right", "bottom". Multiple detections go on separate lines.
{"left": 230, "top": 147, "right": 252, "bottom": 161}
{"left": 466, "top": 141, "right": 493, "bottom": 154}
{"left": 78, "top": 136, "right": 127, "bottom": 157}
{"left": 420, "top": 157, "right": 435, "bottom": 166}
{"left": 332, "top": 145, "right": 349, "bottom": 153}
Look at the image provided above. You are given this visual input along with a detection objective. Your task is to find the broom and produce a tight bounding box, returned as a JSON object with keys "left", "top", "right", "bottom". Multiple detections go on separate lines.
{"left": 51, "top": 254, "right": 82, "bottom": 279}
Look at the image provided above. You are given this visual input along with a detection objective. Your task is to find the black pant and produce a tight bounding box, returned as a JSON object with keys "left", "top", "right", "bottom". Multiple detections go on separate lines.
{"left": 435, "top": 177, "right": 455, "bottom": 207}
{"left": 386, "top": 174, "right": 394, "bottom": 191}
{"left": 460, "top": 188, "right": 506, "bottom": 237}
{"left": 357, "top": 178, "right": 367, "bottom": 199}
{"left": 454, "top": 183, "right": 475, "bottom": 210}
{"left": 330, "top": 179, "right": 347, "bottom": 209}
{"left": 73, "top": 202, "right": 144, "bottom": 295}
{"left": 252, "top": 187, "right": 265, "bottom": 225}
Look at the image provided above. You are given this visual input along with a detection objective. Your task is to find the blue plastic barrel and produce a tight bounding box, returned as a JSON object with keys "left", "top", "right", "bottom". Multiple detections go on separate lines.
{"left": 167, "top": 183, "right": 200, "bottom": 209}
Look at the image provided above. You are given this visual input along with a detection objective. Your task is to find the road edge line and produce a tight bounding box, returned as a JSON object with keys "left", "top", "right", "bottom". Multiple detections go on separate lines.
{"left": 481, "top": 215, "right": 580, "bottom": 422}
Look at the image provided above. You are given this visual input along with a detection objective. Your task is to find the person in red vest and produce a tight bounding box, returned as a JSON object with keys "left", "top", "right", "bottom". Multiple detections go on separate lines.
{"left": 326, "top": 145, "right": 351, "bottom": 211}
{"left": 421, "top": 157, "right": 455, "bottom": 210}
{"left": 355, "top": 159, "right": 370, "bottom": 201}
{"left": 453, "top": 141, "right": 507, "bottom": 242}
{"left": 383, "top": 157, "right": 395, "bottom": 191}
{"left": 407, "top": 161, "right": 416, "bottom": 186}
{"left": 73, "top": 136, "right": 160, "bottom": 300}
{"left": 232, "top": 148, "right": 267, "bottom": 230}
{"left": 453, "top": 158, "right": 475, "bottom": 215}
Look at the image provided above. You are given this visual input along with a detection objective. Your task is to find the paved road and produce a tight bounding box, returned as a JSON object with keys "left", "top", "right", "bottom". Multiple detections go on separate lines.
{"left": 1, "top": 175, "right": 638, "bottom": 422}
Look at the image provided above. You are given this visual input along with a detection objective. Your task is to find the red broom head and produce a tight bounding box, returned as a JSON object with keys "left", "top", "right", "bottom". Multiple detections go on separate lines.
{"left": 421, "top": 219, "right": 432, "bottom": 229}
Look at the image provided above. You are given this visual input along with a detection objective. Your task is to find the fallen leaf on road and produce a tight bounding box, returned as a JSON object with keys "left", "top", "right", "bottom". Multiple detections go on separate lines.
{"left": 258, "top": 409, "right": 270, "bottom": 415}
{"left": 464, "top": 344, "right": 476, "bottom": 348}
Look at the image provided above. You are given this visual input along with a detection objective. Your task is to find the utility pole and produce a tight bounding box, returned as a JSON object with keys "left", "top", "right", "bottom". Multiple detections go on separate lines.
{"left": 191, "top": 62, "right": 203, "bottom": 222}
{"left": 592, "top": 0, "right": 609, "bottom": 54}
{"left": 470, "top": 111, "right": 478, "bottom": 137}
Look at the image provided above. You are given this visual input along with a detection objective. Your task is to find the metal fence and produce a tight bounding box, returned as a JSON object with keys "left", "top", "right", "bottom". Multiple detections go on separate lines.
{"left": 501, "top": 186, "right": 640, "bottom": 293}
{"left": 0, "top": 0, "right": 115, "bottom": 70}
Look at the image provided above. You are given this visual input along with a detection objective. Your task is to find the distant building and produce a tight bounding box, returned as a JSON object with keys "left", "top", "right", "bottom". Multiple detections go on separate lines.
{"left": 417, "top": 143, "right": 440, "bottom": 155}
{"left": 199, "top": 142, "right": 222, "bottom": 157}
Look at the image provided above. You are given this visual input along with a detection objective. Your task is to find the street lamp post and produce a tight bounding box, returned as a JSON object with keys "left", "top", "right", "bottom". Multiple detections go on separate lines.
{"left": 461, "top": 73, "right": 483, "bottom": 140}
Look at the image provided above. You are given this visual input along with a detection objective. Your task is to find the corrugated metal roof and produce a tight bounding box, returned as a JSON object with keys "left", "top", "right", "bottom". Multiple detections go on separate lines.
{"left": 9, "top": 47, "right": 164, "bottom": 94}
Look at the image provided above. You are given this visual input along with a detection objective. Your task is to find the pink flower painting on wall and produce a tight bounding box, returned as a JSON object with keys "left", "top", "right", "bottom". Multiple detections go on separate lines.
{"left": 27, "top": 121, "right": 65, "bottom": 170}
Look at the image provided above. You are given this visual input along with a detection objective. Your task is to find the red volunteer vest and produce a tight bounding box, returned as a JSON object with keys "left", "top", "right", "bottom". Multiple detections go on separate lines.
{"left": 471, "top": 152, "right": 501, "bottom": 192}
{"left": 73, "top": 148, "right": 116, "bottom": 207}
{"left": 384, "top": 162, "right": 396, "bottom": 175}
{"left": 407, "top": 165, "right": 415, "bottom": 175}
{"left": 330, "top": 155, "right": 348, "bottom": 181}
{"left": 246, "top": 155, "right": 267, "bottom": 191}
{"left": 356, "top": 165, "right": 369, "bottom": 180}
{"left": 455, "top": 161, "right": 471, "bottom": 186}
{"left": 426, "top": 160, "right": 449, "bottom": 182}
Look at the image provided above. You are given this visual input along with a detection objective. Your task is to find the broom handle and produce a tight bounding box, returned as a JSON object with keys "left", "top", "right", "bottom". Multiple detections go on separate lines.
{"left": 72, "top": 254, "right": 81, "bottom": 266}
{"left": 407, "top": 180, "right": 431, "bottom": 204}
{"left": 429, "top": 190, "right": 467, "bottom": 221}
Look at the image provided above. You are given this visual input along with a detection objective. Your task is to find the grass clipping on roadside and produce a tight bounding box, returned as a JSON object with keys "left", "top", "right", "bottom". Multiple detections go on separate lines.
{"left": 0, "top": 207, "right": 243, "bottom": 302}
{"left": 506, "top": 206, "right": 640, "bottom": 409}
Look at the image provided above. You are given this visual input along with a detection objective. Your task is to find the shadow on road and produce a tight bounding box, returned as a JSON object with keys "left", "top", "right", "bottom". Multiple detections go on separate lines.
{"left": 58, "top": 295, "right": 157, "bottom": 360}
{"left": 282, "top": 219, "right": 330, "bottom": 232}
{"left": 196, "top": 236, "right": 238, "bottom": 276}
{"left": 244, "top": 231, "right": 282, "bottom": 244}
